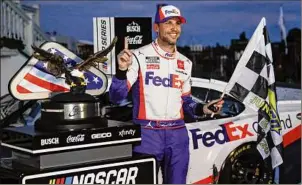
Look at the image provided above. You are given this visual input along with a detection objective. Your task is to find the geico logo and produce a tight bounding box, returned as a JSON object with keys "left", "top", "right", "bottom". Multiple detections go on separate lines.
{"left": 91, "top": 132, "right": 112, "bottom": 139}
{"left": 100, "top": 20, "right": 107, "bottom": 50}
{"left": 190, "top": 122, "right": 254, "bottom": 149}
{"left": 253, "top": 114, "right": 293, "bottom": 133}
{"left": 145, "top": 71, "right": 182, "bottom": 89}
{"left": 41, "top": 138, "right": 59, "bottom": 146}
{"left": 50, "top": 167, "right": 139, "bottom": 184}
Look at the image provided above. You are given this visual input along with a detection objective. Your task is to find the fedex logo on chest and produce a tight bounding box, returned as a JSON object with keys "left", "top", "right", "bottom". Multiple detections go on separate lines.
{"left": 145, "top": 71, "right": 182, "bottom": 89}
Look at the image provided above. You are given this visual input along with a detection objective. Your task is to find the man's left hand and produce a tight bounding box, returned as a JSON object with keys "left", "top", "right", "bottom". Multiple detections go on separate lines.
{"left": 203, "top": 99, "right": 224, "bottom": 115}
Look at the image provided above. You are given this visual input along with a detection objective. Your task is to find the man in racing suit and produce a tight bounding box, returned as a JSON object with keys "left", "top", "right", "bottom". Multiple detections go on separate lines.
{"left": 109, "top": 4, "right": 224, "bottom": 184}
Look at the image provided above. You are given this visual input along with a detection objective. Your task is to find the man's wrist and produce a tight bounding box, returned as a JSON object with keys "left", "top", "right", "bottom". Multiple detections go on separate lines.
{"left": 115, "top": 68, "right": 127, "bottom": 80}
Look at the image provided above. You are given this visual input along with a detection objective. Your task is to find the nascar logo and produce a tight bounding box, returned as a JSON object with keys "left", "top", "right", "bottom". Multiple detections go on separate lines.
{"left": 48, "top": 167, "right": 138, "bottom": 184}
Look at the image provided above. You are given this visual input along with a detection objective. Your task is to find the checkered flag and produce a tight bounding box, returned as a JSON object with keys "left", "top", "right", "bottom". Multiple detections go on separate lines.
{"left": 224, "top": 17, "right": 284, "bottom": 170}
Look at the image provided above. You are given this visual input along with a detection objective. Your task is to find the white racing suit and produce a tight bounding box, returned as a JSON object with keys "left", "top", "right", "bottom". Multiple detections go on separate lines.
{"left": 109, "top": 39, "right": 204, "bottom": 183}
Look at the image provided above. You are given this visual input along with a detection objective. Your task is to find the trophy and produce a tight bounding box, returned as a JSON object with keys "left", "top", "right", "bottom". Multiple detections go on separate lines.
{"left": 30, "top": 37, "right": 118, "bottom": 132}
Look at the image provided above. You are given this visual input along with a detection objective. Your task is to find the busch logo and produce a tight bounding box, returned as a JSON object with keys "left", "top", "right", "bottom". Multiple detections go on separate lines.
{"left": 190, "top": 122, "right": 254, "bottom": 149}
{"left": 67, "top": 134, "right": 85, "bottom": 143}
{"left": 119, "top": 129, "right": 136, "bottom": 137}
{"left": 91, "top": 132, "right": 112, "bottom": 139}
{"left": 127, "top": 35, "right": 143, "bottom": 45}
{"left": 165, "top": 9, "right": 178, "bottom": 15}
{"left": 41, "top": 137, "right": 59, "bottom": 146}
{"left": 145, "top": 71, "right": 182, "bottom": 89}
{"left": 126, "top": 21, "right": 141, "bottom": 32}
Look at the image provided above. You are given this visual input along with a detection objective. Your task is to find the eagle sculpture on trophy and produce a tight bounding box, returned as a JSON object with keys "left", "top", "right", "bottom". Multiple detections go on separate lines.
{"left": 31, "top": 36, "right": 117, "bottom": 95}
{"left": 24, "top": 36, "right": 118, "bottom": 132}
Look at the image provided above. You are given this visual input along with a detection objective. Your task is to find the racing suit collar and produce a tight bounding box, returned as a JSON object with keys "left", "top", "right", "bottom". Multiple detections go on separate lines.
{"left": 152, "top": 39, "right": 177, "bottom": 59}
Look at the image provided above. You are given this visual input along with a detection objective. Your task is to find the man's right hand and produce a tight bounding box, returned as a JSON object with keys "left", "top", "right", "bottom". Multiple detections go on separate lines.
{"left": 117, "top": 37, "right": 132, "bottom": 71}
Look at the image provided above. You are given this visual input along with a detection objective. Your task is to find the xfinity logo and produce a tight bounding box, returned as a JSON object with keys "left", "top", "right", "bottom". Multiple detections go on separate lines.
{"left": 119, "top": 129, "right": 136, "bottom": 137}
{"left": 126, "top": 21, "right": 141, "bottom": 32}
{"left": 91, "top": 132, "right": 112, "bottom": 139}
{"left": 48, "top": 167, "right": 138, "bottom": 184}
{"left": 66, "top": 134, "right": 85, "bottom": 143}
{"left": 41, "top": 138, "right": 59, "bottom": 146}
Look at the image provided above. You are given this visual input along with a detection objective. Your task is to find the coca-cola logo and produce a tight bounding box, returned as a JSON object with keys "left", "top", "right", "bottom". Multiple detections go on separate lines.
{"left": 127, "top": 35, "right": 143, "bottom": 45}
{"left": 66, "top": 134, "right": 85, "bottom": 143}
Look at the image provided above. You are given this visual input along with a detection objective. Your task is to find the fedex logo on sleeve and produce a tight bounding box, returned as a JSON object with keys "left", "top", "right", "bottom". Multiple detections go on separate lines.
{"left": 190, "top": 122, "right": 254, "bottom": 149}
{"left": 145, "top": 71, "right": 182, "bottom": 89}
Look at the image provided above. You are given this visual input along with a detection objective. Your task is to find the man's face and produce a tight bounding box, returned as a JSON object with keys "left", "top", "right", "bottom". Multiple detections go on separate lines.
{"left": 155, "top": 17, "right": 182, "bottom": 45}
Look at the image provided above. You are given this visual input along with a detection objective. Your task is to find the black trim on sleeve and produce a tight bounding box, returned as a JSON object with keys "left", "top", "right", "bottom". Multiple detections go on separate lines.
{"left": 115, "top": 68, "right": 127, "bottom": 80}
{"left": 132, "top": 52, "right": 141, "bottom": 69}
{"left": 194, "top": 103, "right": 205, "bottom": 116}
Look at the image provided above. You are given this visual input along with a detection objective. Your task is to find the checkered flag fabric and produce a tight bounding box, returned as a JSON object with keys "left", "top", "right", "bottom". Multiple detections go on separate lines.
{"left": 224, "top": 17, "right": 284, "bottom": 169}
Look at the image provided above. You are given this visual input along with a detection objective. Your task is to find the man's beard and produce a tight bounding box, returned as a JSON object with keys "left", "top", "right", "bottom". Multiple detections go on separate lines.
{"left": 160, "top": 34, "right": 178, "bottom": 46}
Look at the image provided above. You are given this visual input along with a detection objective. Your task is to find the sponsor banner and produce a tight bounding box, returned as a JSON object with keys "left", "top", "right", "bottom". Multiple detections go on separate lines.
{"left": 22, "top": 158, "right": 156, "bottom": 184}
{"left": 1, "top": 125, "right": 141, "bottom": 153}
{"left": 114, "top": 17, "right": 152, "bottom": 50}
{"left": 93, "top": 17, "right": 152, "bottom": 75}
{"left": 34, "top": 126, "right": 141, "bottom": 150}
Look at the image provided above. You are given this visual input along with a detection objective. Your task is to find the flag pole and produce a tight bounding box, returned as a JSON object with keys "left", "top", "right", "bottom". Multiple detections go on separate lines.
{"left": 210, "top": 90, "right": 226, "bottom": 118}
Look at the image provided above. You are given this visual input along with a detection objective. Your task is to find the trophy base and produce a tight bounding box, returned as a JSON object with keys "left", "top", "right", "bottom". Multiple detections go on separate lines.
{"left": 35, "top": 117, "right": 108, "bottom": 132}
{"left": 35, "top": 92, "right": 107, "bottom": 132}
{"left": 50, "top": 92, "right": 96, "bottom": 102}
